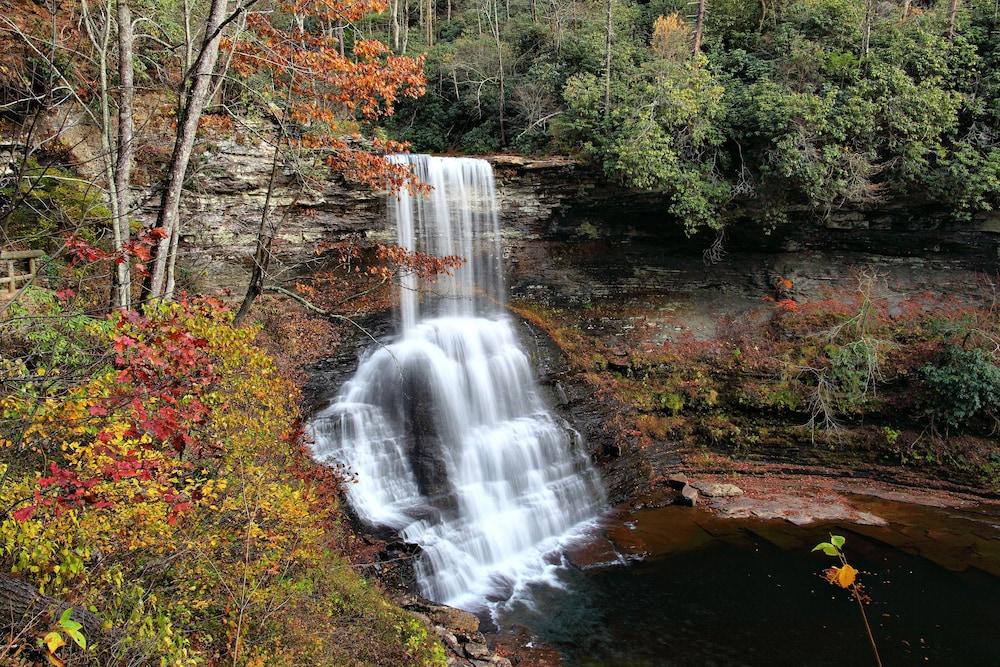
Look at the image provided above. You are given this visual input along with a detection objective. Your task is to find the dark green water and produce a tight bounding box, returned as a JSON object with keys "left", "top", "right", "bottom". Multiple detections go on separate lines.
{"left": 496, "top": 499, "right": 1000, "bottom": 666}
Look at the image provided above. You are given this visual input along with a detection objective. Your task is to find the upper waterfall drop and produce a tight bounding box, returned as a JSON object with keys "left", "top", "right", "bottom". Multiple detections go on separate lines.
{"left": 310, "top": 154, "right": 605, "bottom": 609}
{"left": 390, "top": 155, "right": 505, "bottom": 330}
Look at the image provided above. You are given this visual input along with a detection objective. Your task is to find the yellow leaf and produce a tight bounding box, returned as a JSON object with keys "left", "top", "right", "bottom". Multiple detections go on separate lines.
{"left": 44, "top": 631, "right": 65, "bottom": 653}
{"left": 836, "top": 564, "right": 858, "bottom": 589}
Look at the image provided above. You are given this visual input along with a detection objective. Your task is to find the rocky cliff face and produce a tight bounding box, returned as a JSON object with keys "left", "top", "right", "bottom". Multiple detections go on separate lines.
{"left": 145, "top": 141, "right": 998, "bottom": 296}
{"left": 136, "top": 145, "right": 608, "bottom": 292}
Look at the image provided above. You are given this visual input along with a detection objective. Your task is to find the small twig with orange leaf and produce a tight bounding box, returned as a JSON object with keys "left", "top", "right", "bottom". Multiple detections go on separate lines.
{"left": 813, "top": 534, "right": 883, "bottom": 667}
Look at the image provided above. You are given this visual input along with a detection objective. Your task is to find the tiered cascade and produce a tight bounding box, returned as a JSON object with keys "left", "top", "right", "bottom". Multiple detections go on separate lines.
{"left": 311, "top": 155, "right": 604, "bottom": 608}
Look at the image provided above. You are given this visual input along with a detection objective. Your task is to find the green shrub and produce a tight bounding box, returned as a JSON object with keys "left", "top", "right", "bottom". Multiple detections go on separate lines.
{"left": 919, "top": 346, "right": 1000, "bottom": 430}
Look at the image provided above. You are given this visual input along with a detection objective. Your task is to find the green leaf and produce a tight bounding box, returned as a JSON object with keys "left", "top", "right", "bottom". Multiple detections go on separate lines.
{"left": 812, "top": 542, "right": 839, "bottom": 556}
{"left": 57, "top": 609, "right": 85, "bottom": 649}
{"left": 64, "top": 627, "right": 86, "bottom": 650}
{"left": 830, "top": 535, "right": 846, "bottom": 548}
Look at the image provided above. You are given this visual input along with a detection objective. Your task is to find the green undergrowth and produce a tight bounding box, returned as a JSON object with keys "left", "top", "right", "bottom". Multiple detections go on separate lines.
{"left": 512, "top": 278, "right": 1000, "bottom": 491}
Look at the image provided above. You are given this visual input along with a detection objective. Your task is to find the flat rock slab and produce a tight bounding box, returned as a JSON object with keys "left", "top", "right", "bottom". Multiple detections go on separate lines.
{"left": 693, "top": 481, "right": 744, "bottom": 497}
{"left": 708, "top": 492, "right": 887, "bottom": 526}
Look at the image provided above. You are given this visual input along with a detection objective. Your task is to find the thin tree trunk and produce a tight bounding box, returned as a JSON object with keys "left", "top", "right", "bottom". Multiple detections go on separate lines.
{"left": 391, "top": 0, "right": 400, "bottom": 50}
{"left": 603, "top": 0, "right": 612, "bottom": 117}
{"left": 427, "top": 0, "right": 433, "bottom": 45}
{"left": 82, "top": 0, "right": 124, "bottom": 310}
{"left": 901, "top": 0, "right": 911, "bottom": 18}
{"left": 234, "top": 81, "right": 293, "bottom": 326}
{"left": 948, "top": 0, "right": 960, "bottom": 40}
{"left": 861, "top": 0, "right": 874, "bottom": 55}
{"left": 491, "top": 0, "right": 505, "bottom": 144}
{"left": 145, "top": 0, "right": 230, "bottom": 302}
{"left": 114, "top": 0, "right": 135, "bottom": 310}
{"left": 401, "top": 0, "right": 410, "bottom": 53}
{"left": 692, "top": 0, "right": 706, "bottom": 55}
{"left": 163, "top": 222, "right": 181, "bottom": 298}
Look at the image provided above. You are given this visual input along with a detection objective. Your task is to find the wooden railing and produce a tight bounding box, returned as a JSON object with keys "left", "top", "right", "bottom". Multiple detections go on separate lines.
{"left": 1, "top": 250, "right": 44, "bottom": 297}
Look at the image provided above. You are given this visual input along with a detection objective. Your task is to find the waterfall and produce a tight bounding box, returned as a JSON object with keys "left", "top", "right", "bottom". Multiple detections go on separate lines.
{"left": 310, "top": 155, "right": 605, "bottom": 609}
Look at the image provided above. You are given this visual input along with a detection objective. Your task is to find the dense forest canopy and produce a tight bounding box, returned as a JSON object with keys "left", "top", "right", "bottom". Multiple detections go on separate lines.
{"left": 377, "top": 0, "right": 1000, "bottom": 231}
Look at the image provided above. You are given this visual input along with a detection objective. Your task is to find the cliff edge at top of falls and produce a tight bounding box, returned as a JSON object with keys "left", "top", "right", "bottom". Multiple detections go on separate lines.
{"left": 130, "top": 144, "right": 598, "bottom": 291}
{"left": 128, "top": 139, "right": 998, "bottom": 296}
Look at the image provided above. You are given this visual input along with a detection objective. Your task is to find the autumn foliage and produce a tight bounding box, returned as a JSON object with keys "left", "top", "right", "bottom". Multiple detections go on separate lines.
{"left": 0, "top": 294, "right": 444, "bottom": 665}
{"left": 224, "top": 0, "right": 427, "bottom": 191}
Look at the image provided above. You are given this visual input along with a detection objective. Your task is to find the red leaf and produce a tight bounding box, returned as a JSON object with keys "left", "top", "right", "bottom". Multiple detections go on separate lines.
{"left": 12, "top": 505, "right": 36, "bottom": 522}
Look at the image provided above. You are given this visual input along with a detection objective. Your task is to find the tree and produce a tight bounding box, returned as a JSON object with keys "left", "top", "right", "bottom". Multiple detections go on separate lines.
{"left": 227, "top": 0, "right": 426, "bottom": 324}
{"left": 144, "top": 0, "right": 236, "bottom": 302}
{"left": 112, "top": 0, "right": 135, "bottom": 310}
{"left": 604, "top": 0, "right": 612, "bottom": 117}
{"left": 948, "top": 0, "right": 960, "bottom": 41}
{"left": 692, "top": 0, "right": 706, "bottom": 55}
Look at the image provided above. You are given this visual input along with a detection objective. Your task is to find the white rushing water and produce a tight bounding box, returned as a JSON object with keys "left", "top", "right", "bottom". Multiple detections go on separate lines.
{"left": 310, "top": 155, "right": 605, "bottom": 609}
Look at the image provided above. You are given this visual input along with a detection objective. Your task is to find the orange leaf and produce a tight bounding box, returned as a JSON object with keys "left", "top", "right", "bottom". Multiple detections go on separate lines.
{"left": 835, "top": 564, "right": 858, "bottom": 589}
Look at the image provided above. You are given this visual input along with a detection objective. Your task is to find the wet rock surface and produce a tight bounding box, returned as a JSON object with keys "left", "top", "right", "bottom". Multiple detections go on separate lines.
{"left": 513, "top": 315, "right": 649, "bottom": 505}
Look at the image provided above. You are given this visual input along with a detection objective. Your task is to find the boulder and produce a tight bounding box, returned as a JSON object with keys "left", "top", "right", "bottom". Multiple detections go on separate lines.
{"left": 432, "top": 607, "right": 480, "bottom": 636}
{"left": 677, "top": 484, "right": 699, "bottom": 507}
{"left": 435, "top": 628, "right": 463, "bottom": 653}
{"left": 464, "top": 642, "right": 490, "bottom": 659}
{"left": 400, "top": 596, "right": 481, "bottom": 636}
{"left": 666, "top": 473, "right": 689, "bottom": 490}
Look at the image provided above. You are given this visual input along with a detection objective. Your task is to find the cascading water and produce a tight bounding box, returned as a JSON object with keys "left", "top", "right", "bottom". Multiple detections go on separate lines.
{"left": 310, "top": 155, "right": 605, "bottom": 610}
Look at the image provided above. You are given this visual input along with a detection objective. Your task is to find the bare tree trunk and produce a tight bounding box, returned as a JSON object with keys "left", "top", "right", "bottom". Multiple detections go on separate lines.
{"left": 490, "top": 0, "right": 505, "bottom": 144}
{"left": 391, "top": 0, "right": 400, "bottom": 50}
{"left": 163, "top": 221, "right": 181, "bottom": 298}
{"left": 531, "top": 0, "right": 537, "bottom": 22}
{"left": 427, "top": 0, "right": 433, "bottom": 45}
{"left": 234, "top": 81, "right": 293, "bottom": 326}
{"left": 603, "top": 0, "right": 612, "bottom": 118}
{"left": 861, "top": 0, "right": 874, "bottom": 54}
{"left": 948, "top": 0, "right": 960, "bottom": 40}
{"left": 82, "top": 0, "right": 124, "bottom": 310}
{"left": 401, "top": 0, "right": 410, "bottom": 53}
{"left": 145, "top": 0, "right": 230, "bottom": 302}
{"left": 901, "top": 0, "right": 911, "bottom": 18}
{"left": 114, "top": 0, "right": 135, "bottom": 310}
{"left": 692, "top": 0, "right": 706, "bottom": 55}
